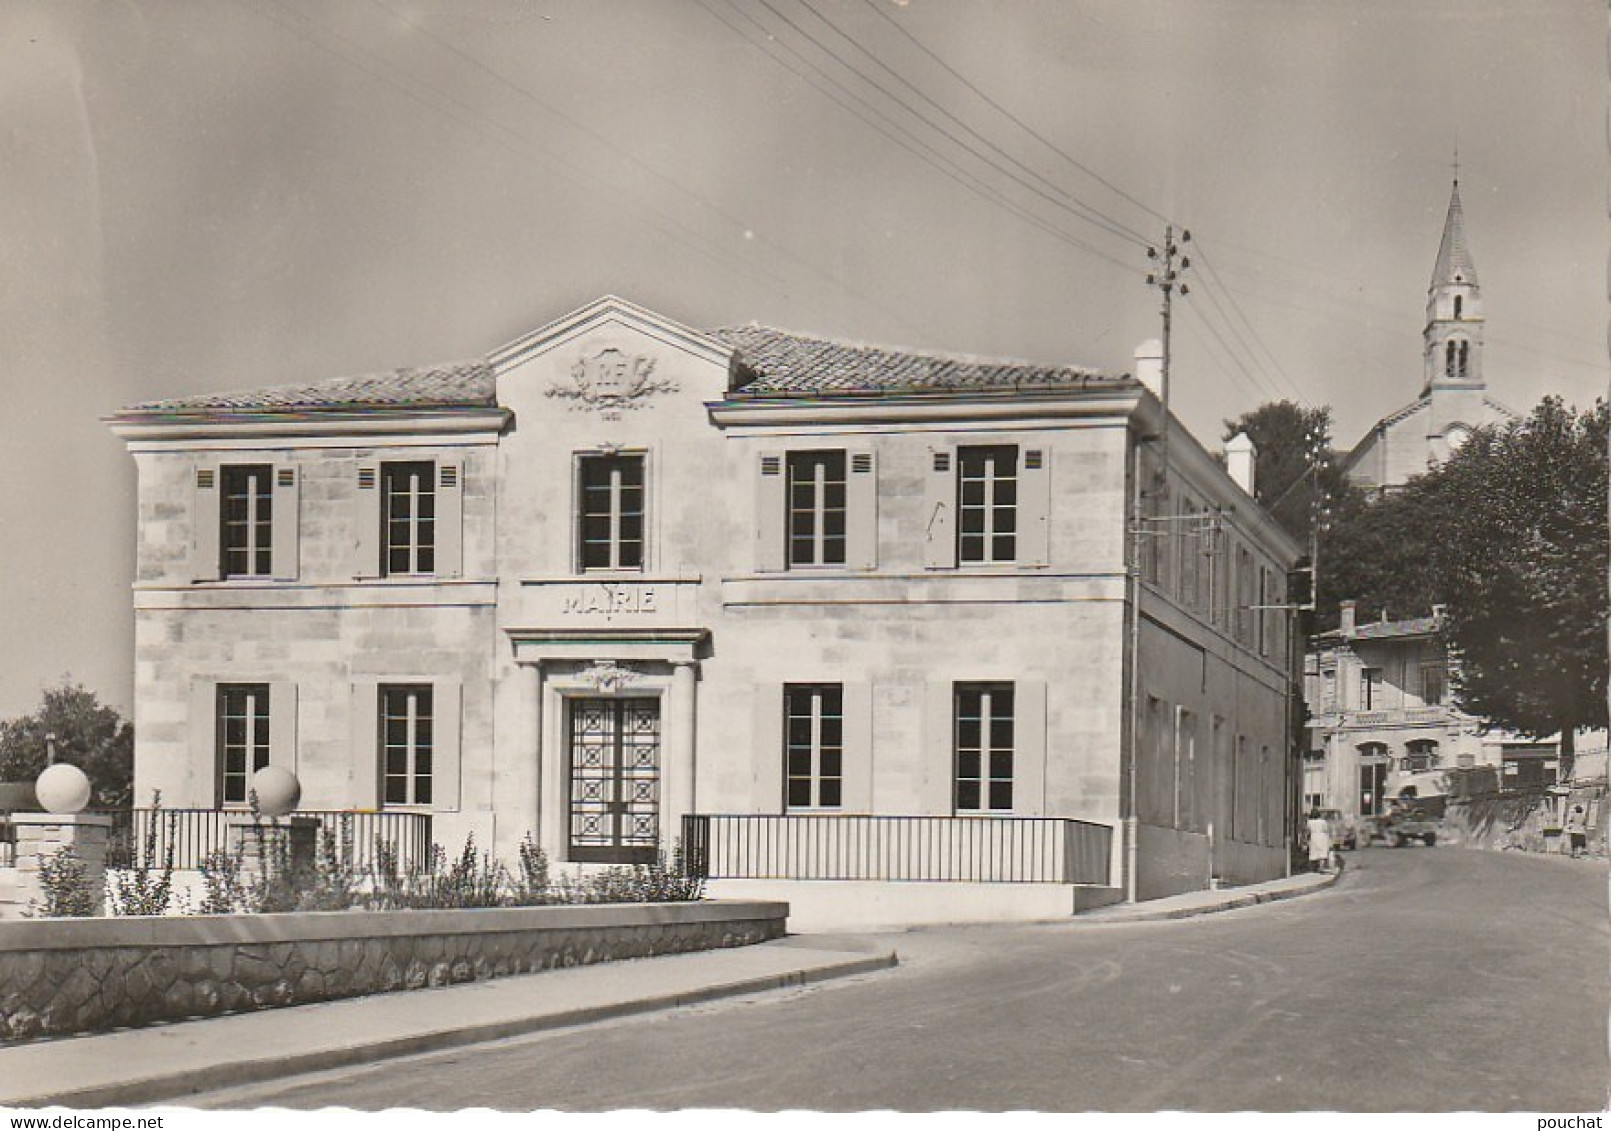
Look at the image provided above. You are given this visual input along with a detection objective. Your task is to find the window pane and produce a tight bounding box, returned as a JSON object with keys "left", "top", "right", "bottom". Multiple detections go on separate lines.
{"left": 957, "top": 781, "right": 981, "bottom": 810}
{"left": 819, "top": 780, "right": 842, "bottom": 807}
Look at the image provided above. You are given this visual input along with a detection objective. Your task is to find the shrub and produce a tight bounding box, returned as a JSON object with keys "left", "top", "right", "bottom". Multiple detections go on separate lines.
{"left": 511, "top": 834, "right": 554, "bottom": 906}
{"left": 109, "top": 792, "right": 177, "bottom": 916}
{"left": 197, "top": 849, "right": 246, "bottom": 914}
{"left": 29, "top": 845, "right": 97, "bottom": 917}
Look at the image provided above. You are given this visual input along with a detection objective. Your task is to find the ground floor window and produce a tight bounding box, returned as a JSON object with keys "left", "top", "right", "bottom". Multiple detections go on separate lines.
{"left": 380, "top": 684, "right": 433, "bottom": 806}
{"left": 955, "top": 682, "right": 1014, "bottom": 812}
{"left": 216, "top": 684, "right": 270, "bottom": 806}
{"left": 784, "top": 683, "right": 843, "bottom": 809}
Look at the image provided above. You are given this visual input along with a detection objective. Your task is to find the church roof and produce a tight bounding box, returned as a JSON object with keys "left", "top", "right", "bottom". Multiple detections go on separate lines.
{"left": 1431, "top": 180, "right": 1479, "bottom": 289}
{"left": 118, "top": 362, "right": 497, "bottom": 414}
{"left": 712, "top": 324, "right": 1115, "bottom": 397}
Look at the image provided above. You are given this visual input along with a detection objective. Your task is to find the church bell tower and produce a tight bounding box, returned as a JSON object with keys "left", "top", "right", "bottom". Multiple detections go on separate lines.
{"left": 1422, "top": 177, "right": 1484, "bottom": 397}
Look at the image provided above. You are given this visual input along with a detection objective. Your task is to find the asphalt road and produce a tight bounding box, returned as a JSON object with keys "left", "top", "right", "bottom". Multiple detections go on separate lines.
{"left": 193, "top": 847, "right": 1609, "bottom": 1112}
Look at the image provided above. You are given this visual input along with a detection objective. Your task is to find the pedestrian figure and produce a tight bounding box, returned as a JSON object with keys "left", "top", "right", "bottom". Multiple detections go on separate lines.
{"left": 1306, "top": 808, "right": 1333, "bottom": 873}
{"left": 1565, "top": 804, "right": 1588, "bottom": 858}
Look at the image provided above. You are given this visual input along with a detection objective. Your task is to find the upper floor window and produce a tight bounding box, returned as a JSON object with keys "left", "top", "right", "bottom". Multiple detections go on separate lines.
{"left": 787, "top": 451, "right": 847, "bottom": 568}
{"left": 955, "top": 681, "right": 1014, "bottom": 813}
{"left": 1361, "top": 667, "right": 1383, "bottom": 710}
{"left": 578, "top": 453, "right": 644, "bottom": 572}
{"left": 757, "top": 448, "right": 877, "bottom": 573}
{"left": 216, "top": 683, "right": 270, "bottom": 806}
{"left": 784, "top": 683, "right": 843, "bottom": 809}
{"left": 380, "top": 684, "right": 434, "bottom": 807}
{"left": 957, "top": 445, "right": 1018, "bottom": 564}
{"left": 383, "top": 461, "right": 436, "bottom": 576}
{"left": 220, "top": 465, "right": 273, "bottom": 578}
{"left": 1420, "top": 663, "right": 1446, "bottom": 706}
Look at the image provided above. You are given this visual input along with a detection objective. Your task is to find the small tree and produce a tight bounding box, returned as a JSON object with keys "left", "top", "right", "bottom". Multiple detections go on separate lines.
{"left": 0, "top": 681, "right": 134, "bottom": 809}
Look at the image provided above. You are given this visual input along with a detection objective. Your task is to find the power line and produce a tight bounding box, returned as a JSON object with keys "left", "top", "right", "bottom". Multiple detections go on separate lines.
{"left": 361, "top": 0, "right": 924, "bottom": 337}
{"left": 696, "top": 0, "right": 1138, "bottom": 274}
{"left": 857, "top": 0, "right": 1173, "bottom": 232}
{"left": 793, "top": 0, "right": 1153, "bottom": 248}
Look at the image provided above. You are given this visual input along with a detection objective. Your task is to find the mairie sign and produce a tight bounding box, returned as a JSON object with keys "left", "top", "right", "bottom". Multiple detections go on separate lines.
{"left": 559, "top": 583, "right": 659, "bottom": 618}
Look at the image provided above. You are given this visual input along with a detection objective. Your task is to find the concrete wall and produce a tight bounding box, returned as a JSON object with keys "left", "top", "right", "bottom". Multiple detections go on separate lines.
{"left": 0, "top": 900, "right": 785, "bottom": 1041}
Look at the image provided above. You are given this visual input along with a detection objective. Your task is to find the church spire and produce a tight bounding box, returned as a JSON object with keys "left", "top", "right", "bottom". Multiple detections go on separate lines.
{"left": 1422, "top": 175, "right": 1484, "bottom": 396}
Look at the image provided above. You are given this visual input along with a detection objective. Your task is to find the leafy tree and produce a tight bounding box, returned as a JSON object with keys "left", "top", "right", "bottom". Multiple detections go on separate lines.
{"left": 1424, "top": 398, "right": 1608, "bottom": 780}
{"left": 1222, "top": 400, "right": 1352, "bottom": 546}
{"left": 0, "top": 681, "right": 134, "bottom": 809}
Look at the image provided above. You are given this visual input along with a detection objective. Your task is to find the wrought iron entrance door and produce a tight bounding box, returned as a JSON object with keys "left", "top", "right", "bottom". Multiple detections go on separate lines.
{"left": 567, "top": 697, "right": 661, "bottom": 863}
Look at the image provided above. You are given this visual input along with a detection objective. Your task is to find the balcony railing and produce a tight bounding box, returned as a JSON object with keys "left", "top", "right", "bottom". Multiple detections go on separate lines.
{"left": 93, "top": 809, "right": 434, "bottom": 873}
{"left": 682, "top": 813, "right": 1112, "bottom": 886}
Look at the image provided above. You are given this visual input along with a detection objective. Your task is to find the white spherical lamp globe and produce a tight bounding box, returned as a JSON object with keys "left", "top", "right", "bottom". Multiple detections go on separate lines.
{"left": 251, "top": 766, "right": 301, "bottom": 817}
{"left": 35, "top": 763, "right": 92, "bottom": 814}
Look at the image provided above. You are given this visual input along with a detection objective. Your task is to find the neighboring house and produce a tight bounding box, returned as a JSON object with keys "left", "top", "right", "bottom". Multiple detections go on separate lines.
{"left": 1342, "top": 178, "right": 1515, "bottom": 491}
{"left": 106, "top": 295, "right": 1301, "bottom": 912}
{"left": 1303, "top": 601, "right": 1562, "bottom": 822}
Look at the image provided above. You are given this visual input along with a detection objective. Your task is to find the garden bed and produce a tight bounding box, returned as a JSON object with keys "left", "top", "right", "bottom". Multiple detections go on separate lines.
{"left": 0, "top": 900, "right": 787, "bottom": 1041}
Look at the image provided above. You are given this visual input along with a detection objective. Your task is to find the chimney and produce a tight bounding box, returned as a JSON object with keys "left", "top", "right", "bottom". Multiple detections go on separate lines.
{"left": 1224, "top": 431, "right": 1257, "bottom": 496}
{"left": 1339, "top": 600, "right": 1357, "bottom": 637}
{"left": 1133, "top": 339, "right": 1163, "bottom": 398}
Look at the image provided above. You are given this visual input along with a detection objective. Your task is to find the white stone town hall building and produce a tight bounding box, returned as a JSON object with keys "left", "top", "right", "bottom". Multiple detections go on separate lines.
{"left": 108, "top": 296, "right": 1300, "bottom": 914}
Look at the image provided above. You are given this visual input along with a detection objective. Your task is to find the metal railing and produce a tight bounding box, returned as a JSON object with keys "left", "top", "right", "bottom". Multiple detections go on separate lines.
{"left": 682, "top": 813, "right": 1112, "bottom": 886}
{"left": 94, "top": 809, "right": 434, "bottom": 873}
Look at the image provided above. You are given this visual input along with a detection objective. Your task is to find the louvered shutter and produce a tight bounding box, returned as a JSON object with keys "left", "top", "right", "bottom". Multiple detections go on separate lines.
{"left": 755, "top": 451, "right": 786, "bottom": 573}
{"left": 191, "top": 465, "right": 221, "bottom": 581}
{"left": 350, "top": 680, "right": 380, "bottom": 810}
{"left": 841, "top": 682, "right": 874, "bottom": 813}
{"left": 436, "top": 460, "right": 463, "bottom": 578}
{"left": 269, "top": 681, "right": 299, "bottom": 777}
{"left": 752, "top": 682, "right": 784, "bottom": 810}
{"left": 271, "top": 465, "right": 301, "bottom": 581}
{"left": 1019, "top": 446, "right": 1051, "bottom": 567}
{"left": 923, "top": 447, "right": 956, "bottom": 569}
{"left": 1014, "top": 679, "right": 1047, "bottom": 816}
{"left": 844, "top": 448, "right": 879, "bottom": 571}
{"left": 353, "top": 464, "right": 381, "bottom": 578}
{"left": 922, "top": 680, "right": 955, "bottom": 814}
{"left": 432, "top": 681, "right": 462, "bottom": 813}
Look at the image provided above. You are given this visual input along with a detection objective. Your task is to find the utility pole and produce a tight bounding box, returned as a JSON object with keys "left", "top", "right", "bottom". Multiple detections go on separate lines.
{"left": 1144, "top": 226, "right": 1191, "bottom": 488}
{"left": 1125, "top": 226, "right": 1192, "bottom": 901}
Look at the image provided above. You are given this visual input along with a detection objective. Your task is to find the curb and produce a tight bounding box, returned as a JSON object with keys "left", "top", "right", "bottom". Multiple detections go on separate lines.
{"left": 8, "top": 950, "right": 897, "bottom": 1109}
{"left": 1075, "top": 869, "right": 1342, "bottom": 924}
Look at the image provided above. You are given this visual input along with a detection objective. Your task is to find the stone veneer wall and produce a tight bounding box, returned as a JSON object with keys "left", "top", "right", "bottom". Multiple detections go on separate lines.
{"left": 0, "top": 900, "right": 786, "bottom": 1041}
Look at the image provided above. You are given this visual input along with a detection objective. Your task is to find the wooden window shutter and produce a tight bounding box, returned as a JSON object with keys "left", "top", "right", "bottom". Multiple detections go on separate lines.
{"left": 923, "top": 447, "right": 956, "bottom": 570}
{"left": 271, "top": 464, "right": 301, "bottom": 581}
{"left": 922, "top": 680, "right": 956, "bottom": 814}
{"left": 436, "top": 460, "right": 464, "bottom": 578}
{"left": 269, "top": 681, "right": 299, "bottom": 777}
{"left": 751, "top": 682, "right": 784, "bottom": 811}
{"left": 191, "top": 465, "right": 222, "bottom": 582}
{"left": 841, "top": 682, "right": 875, "bottom": 813}
{"left": 432, "top": 681, "right": 462, "bottom": 813}
{"left": 1019, "top": 447, "right": 1051, "bottom": 567}
{"left": 1014, "top": 678, "right": 1047, "bottom": 816}
{"left": 352, "top": 464, "right": 381, "bottom": 579}
{"left": 844, "top": 448, "right": 879, "bottom": 571}
{"left": 755, "top": 451, "right": 786, "bottom": 573}
{"left": 189, "top": 680, "right": 216, "bottom": 807}
{"left": 349, "top": 680, "right": 381, "bottom": 811}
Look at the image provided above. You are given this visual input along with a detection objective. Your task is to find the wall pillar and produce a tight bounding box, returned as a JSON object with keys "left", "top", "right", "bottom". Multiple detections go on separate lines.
{"left": 228, "top": 816, "right": 319, "bottom": 883}
{"left": 13, "top": 813, "right": 112, "bottom": 916}
{"left": 665, "top": 660, "right": 699, "bottom": 855}
{"left": 513, "top": 660, "right": 543, "bottom": 850}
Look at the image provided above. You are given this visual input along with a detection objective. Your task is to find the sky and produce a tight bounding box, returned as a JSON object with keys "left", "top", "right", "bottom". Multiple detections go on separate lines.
{"left": 0, "top": 0, "right": 1603, "bottom": 720}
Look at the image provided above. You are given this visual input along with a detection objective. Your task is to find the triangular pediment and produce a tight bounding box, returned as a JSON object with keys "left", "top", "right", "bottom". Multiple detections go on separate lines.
{"left": 488, "top": 295, "right": 732, "bottom": 373}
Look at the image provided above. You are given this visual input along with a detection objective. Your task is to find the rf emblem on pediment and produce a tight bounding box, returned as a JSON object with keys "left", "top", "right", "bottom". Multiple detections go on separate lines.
{"left": 548, "top": 346, "right": 678, "bottom": 420}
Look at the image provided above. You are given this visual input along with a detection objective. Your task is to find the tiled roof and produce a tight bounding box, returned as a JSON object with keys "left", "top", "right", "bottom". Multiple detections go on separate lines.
{"left": 119, "top": 362, "right": 497, "bottom": 414}
{"left": 1319, "top": 614, "right": 1443, "bottom": 641}
{"left": 711, "top": 325, "right": 1114, "bottom": 397}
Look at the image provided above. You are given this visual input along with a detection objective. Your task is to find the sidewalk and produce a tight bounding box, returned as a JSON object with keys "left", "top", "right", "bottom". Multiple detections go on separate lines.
{"left": 1069, "top": 866, "right": 1341, "bottom": 924}
{"left": 0, "top": 939, "right": 896, "bottom": 1110}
